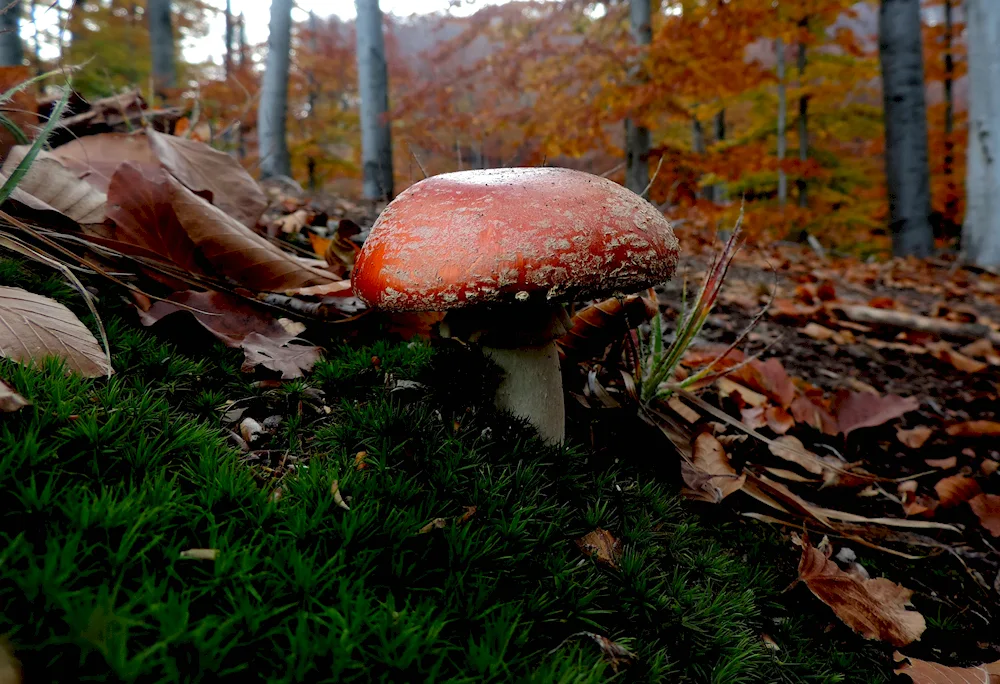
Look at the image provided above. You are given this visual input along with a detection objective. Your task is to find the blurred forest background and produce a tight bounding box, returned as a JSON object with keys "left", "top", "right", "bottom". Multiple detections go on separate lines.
{"left": 0, "top": 1, "right": 980, "bottom": 259}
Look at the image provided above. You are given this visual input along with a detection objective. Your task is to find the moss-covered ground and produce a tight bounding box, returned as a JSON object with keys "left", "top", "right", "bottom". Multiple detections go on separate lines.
{"left": 0, "top": 259, "right": 889, "bottom": 682}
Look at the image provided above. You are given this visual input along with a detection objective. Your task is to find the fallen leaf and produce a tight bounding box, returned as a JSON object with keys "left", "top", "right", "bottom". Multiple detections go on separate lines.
{"left": 946, "top": 421, "right": 1000, "bottom": 438}
{"left": 682, "top": 432, "right": 746, "bottom": 502}
{"left": 667, "top": 396, "right": 700, "bottom": 423}
{"left": 731, "top": 358, "right": 796, "bottom": 408}
{"left": 717, "top": 376, "right": 768, "bottom": 407}
{"left": 0, "top": 379, "right": 28, "bottom": 412}
{"left": 790, "top": 394, "right": 838, "bottom": 436}
{"left": 927, "top": 342, "right": 988, "bottom": 374}
{"left": 798, "top": 536, "right": 925, "bottom": 646}
{"left": 136, "top": 290, "right": 304, "bottom": 347}
{"left": 578, "top": 632, "right": 636, "bottom": 673}
{"left": 354, "top": 450, "right": 369, "bottom": 470}
{"left": 419, "top": 518, "right": 447, "bottom": 534}
{"left": 740, "top": 405, "right": 767, "bottom": 430}
{"left": 982, "top": 459, "right": 999, "bottom": 477}
{"left": 924, "top": 457, "right": 957, "bottom": 469}
{"left": 273, "top": 208, "right": 311, "bottom": 234}
{"left": 933, "top": 474, "right": 982, "bottom": 509}
{"left": 969, "top": 494, "right": 1000, "bottom": 537}
{"left": 1, "top": 147, "right": 106, "bottom": 223}
{"left": 179, "top": 548, "right": 219, "bottom": 561}
{"left": 575, "top": 528, "right": 622, "bottom": 569}
{"left": 0, "top": 635, "right": 20, "bottom": 684}
{"left": 897, "top": 426, "right": 933, "bottom": 449}
{"left": 558, "top": 294, "right": 658, "bottom": 360}
{"left": 959, "top": 338, "right": 1000, "bottom": 365}
{"left": 456, "top": 506, "right": 477, "bottom": 525}
{"left": 240, "top": 417, "right": 263, "bottom": 443}
{"left": 146, "top": 129, "right": 268, "bottom": 228}
{"left": 898, "top": 480, "right": 939, "bottom": 518}
{"left": 832, "top": 390, "right": 919, "bottom": 436}
{"left": 766, "top": 405, "right": 795, "bottom": 434}
{"left": 769, "top": 435, "right": 824, "bottom": 476}
{"left": 802, "top": 322, "right": 837, "bottom": 341}
{"left": 0, "top": 287, "right": 112, "bottom": 377}
{"left": 893, "top": 651, "right": 1000, "bottom": 683}
{"left": 240, "top": 333, "right": 322, "bottom": 379}
{"left": 330, "top": 480, "right": 350, "bottom": 510}
{"left": 50, "top": 132, "right": 160, "bottom": 191}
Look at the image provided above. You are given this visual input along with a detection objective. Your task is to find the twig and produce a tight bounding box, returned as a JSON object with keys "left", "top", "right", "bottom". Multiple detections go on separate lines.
{"left": 836, "top": 304, "right": 1000, "bottom": 344}
{"left": 408, "top": 144, "right": 428, "bottom": 179}
{"left": 599, "top": 161, "right": 625, "bottom": 178}
{"left": 640, "top": 154, "right": 665, "bottom": 199}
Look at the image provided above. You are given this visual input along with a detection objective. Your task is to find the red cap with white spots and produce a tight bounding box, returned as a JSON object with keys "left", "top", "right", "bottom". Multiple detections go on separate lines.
{"left": 352, "top": 167, "right": 679, "bottom": 312}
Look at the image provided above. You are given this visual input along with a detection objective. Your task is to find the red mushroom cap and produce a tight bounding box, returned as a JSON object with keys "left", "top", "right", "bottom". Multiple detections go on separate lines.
{"left": 352, "top": 167, "right": 679, "bottom": 312}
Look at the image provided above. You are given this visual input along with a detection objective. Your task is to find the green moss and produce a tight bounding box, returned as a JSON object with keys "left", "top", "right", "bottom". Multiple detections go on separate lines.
{"left": 0, "top": 259, "right": 887, "bottom": 682}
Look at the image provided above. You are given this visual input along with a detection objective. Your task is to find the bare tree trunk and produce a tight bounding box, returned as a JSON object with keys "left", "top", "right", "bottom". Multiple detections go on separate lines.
{"left": 624, "top": 0, "right": 651, "bottom": 195}
{"left": 713, "top": 109, "right": 726, "bottom": 202}
{"left": 879, "top": 0, "right": 934, "bottom": 257}
{"left": 0, "top": 1, "right": 23, "bottom": 67}
{"left": 30, "top": 0, "right": 40, "bottom": 76}
{"left": 147, "top": 0, "right": 176, "bottom": 101}
{"left": 944, "top": 0, "right": 957, "bottom": 225}
{"left": 355, "top": 0, "right": 394, "bottom": 200}
{"left": 258, "top": 0, "right": 293, "bottom": 179}
{"left": 307, "top": 11, "right": 319, "bottom": 191}
{"left": 224, "top": 0, "right": 233, "bottom": 79}
{"left": 776, "top": 37, "right": 788, "bottom": 207}
{"left": 797, "top": 24, "right": 809, "bottom": 208}
{"left": 237, "top": 12, "right": 247, "bottom": 68}
{"left": 692, "top": 114, "right": 706, "bottom": 199}
{"left": 963, "top": 0, "right": 1000, "bottom": 267}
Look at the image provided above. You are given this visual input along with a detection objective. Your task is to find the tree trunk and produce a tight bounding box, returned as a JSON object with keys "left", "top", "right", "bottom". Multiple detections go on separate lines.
{"left": 237, "top": 13, "right": 247, "bottom": 67}
{"left": 692, "top": 114, "right": 706, "bottom": 199}
{"left": 258, "top": 0, "right": 294, "bottom": 180}
{"left": 355, "top": 0, "right": 394, "bottom": 201}
{"left": 224, "top": 0, "right": 233, "bottom": 78}
{"left": 797, "top": 26, "right": 809, "bottom": 208}
{"left": 624, "top": 0, "right": 651, "bottom": 195}
{"left": 307, "top": 10, "right": 319, "bottom": 191}
{"left": 147, "top": 0, "right": 176, "bottom": 100}
{"left": 943, "top": 0, "right": 957, "bottom": 225}
{"left": 776, "top": 37, "right": 788, "bottom": 207}
{"left": 879, "top": 0, "right": 934, "bottom": 257}
{"left": 713, "top": 109, "right": 726, "bottom": 203}
{"left": 0, "top": 1, "right": 23, "bottom": 67}
{"left": 963, "top": 0, "right": 1000, "bottom": 267}
{"left": 30, "top": 0, "right": 40, "bottom": 76}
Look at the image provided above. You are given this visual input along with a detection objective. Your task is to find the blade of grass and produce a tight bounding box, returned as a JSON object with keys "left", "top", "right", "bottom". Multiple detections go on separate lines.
{"left": 0, "top": 85, "right": 71, "bottom": 205}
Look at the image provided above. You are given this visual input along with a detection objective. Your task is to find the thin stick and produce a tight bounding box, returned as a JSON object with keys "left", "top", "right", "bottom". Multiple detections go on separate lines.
{"left": 640, "top": 154, "right": 665, "bottom": 199}
{"left": 408, "top": 144, "right": 428, "bottom": 179}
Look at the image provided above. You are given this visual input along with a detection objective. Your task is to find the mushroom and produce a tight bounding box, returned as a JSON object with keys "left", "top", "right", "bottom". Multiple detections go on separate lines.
{"left": 351, "top": 167, "right": 679, "bottom": 444}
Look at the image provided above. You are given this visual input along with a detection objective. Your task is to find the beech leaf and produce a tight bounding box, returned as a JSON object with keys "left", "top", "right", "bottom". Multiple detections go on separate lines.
{"left": 933, "top": 475, "right": 982, "bottom": 509}
{"left": 0, "top": 379, "right": 28, "bottom": 412}
{"left": 946, "top": 421, "right": 1000, "bottom": 438}
{"left": 893, "top": 652, "right": 1000, "bottom": 683}
{"left": 1, "top": 147, "right": 106, "bottom": 223}
{"left": 969, "top": 494, "right": 1000, "bottom": 538}
{"left": 682, "top": 432, "right": 746, "bottom": 502}
{"left": 897, "top": 426, "right": 933, "bottom": 449}
{"left": 575, "top": 528, "right": 622, "bottom": 569}
{"left": 50, "top": 132, "right": 160, "bottom": 192}
{"left": 0, "top": 287, "right": 112, "bottom": 377}
{"left": 798, "top": 536, "right": 925, "bottom": 646}
{"left": 240, "top": 333, "right": 323, "bottom": 379}
{"left": 832, "top": 390, "right": 919, "bottom": 436}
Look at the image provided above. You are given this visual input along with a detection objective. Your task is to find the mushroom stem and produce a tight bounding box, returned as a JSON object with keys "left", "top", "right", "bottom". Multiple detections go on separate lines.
{"left": 481, "top": 341, "right": 565, "bottom": 444}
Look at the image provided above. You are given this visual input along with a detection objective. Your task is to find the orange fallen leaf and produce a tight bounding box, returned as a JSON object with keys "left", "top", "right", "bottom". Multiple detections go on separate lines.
{"left": 682, "top": 433, "right": 746, "bottom": 503}
{"left": 717, "top": 376, "right": 768, "bottom": 408}
{"left": 968, "top": 494, "right": 1000, "bottom": 537}
{"left": 802, "top": 322, "right": 836, "bottom": 341}
{"left": 893, "top": 651, "right": 1000, "bottom": 683}
{"left": 798, "top": 536, "right": 925, "bottom": 646}
{"left": 946, "top": 421, "right": 1000, "bottom": 438}
{"left": 575, "top": 528, "right": 622, "bottom": 569}
{"left": 898, "top": 481, "right": 939, "bottom": 518}
{"left": 765, "top": 406, "right": 795, "bottom": 435}
{"left": 730, "top": 358, "right": 797, "bottom": 408}
{"left": 897, "top": 426, "right": 933, "bottom": 449}
{"left": 933, "top": 474, "right": 982, "bottom": 509}
{"left": 740, "top": 406, "right": 767, "bottom": 430}
{"left": 790, "top": 395, "right": 838, "bottom": 436}
{"left": 927, "top": 342, "right": 988, "bottom": 374}
{"left": 982, "top": 459, "right": 999, "bottom": 477}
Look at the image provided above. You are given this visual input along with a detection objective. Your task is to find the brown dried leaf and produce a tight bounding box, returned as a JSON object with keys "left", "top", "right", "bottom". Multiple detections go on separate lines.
{"left": 330, "top": 480, "right": 350, "bottom": 510}
{"left": 946, "top": 421, "right": 1000, "bottom": 438}
{"left": 557, "top": 294, "right": 657, "bottom": 360}
{"left": 897, "top": 426, "right": 933, "bottom": 449}
{"left": 575, "top": 528, "right": 622, "bottom": 569}
{"left": 766, "top": 405, "right": 795, "bottom": 434}
{"left": 240, "top": 333, "right": 322, "bottom": 379}
{"left": 682, "top": 433, "right": 746, "bottom": 502}
{"left": 579, "top": 632, "right": 636, "bottom": 673}
{"left": 802, "top": 322, "right": 837, "bottom": 341}
{"left": 832, "top": 390, "right": 919, "bottom": 436}
{"left": 933, "top": 475, "right": 982, "bottom": 509}
{"left": 419, "top": 518, "right": 447, "bottom": 534}
{"left": 927, "top": 342, "right": 988, "bottom": 374}
{"left": 146, "top": 129, "right": 268, "bottom": 228}
{"left": 769, "top": 435, "right": 824, "bottom": 475}
{"left": 924, "top": 457, "right": 957, "bottom": 469}
{"left": 740, "top": 406, "right": 767, "bottom": 430}
{"left": 1, "top": 147, "right": 106, "bottom": 223}
{"left": 798, "top": 536, "right": 925, "bottom": 646}
{"left": 790, "top": 394, "right": 839, "bottom": 436}
{"left": 50, "top": 132, "right": 160, "bottom": 191}
{"left": 893, "top": 651, "right": 1000, "bottom": 683}
{"left": 667, "top": 396, "right": 700, "bottom": 423}
{"left": 717, "top": 376, "right": 768, "bottom": 407}
{"left": 179, "top": 548, "right": 219, "bottom": 561}
{"left": 969, "top": 494, "right": 1000, "bottom": 537}
{"left": 0, "top": 287, "right": 112, "bottom": 377}
{"left": 0, "top": 635, "right": 20, "bottom": 684}
{"left": 0, "top": 379, "right": 28, "bottom": 412}
{"left": 730, "top": 358, "right": 797, "bottom": 408}
{"left": 982, "top": 459, "right": 999, "bottom": 477}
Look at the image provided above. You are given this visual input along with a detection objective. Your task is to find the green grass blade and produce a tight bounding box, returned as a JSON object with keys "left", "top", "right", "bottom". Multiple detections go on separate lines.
{"left": 0, "top": 85, "right": 70, "bottom": 206}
